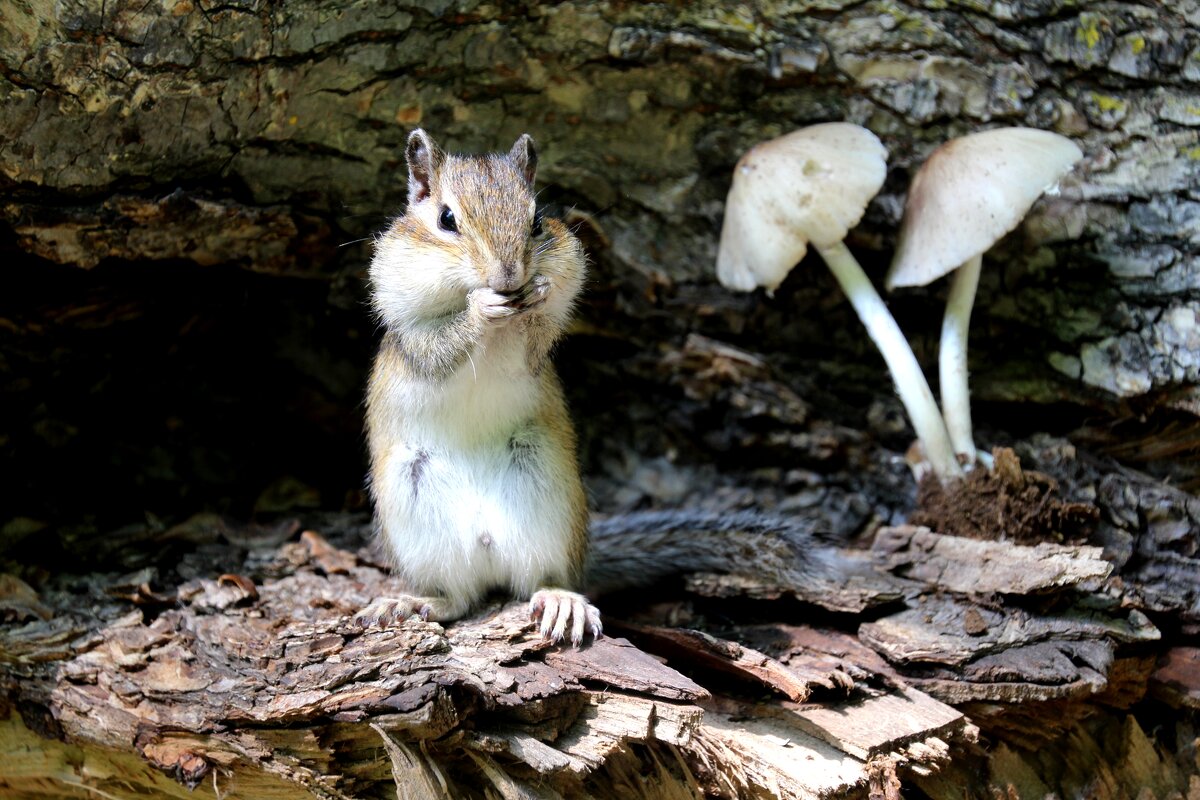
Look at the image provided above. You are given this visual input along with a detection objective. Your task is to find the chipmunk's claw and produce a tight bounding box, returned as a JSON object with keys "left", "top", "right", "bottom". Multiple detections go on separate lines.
{"left": 520, "top": 274, "right": 551, "bottom": 309}
{"left": 473, "top": 288, "right": 522, "bottom": 322}
{"left": 529, "top": 589, "right": 602, "bottom": 647}
{"left": 497, "top": 275, "right": 550, "bottom": 313}
{"left": 353, "top": 596, "right": 430, "bottom": 629}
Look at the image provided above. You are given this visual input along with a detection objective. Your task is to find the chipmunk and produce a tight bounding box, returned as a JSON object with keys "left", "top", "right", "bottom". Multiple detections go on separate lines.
{"left": 358, "top": 130, "right": 830, "bottom": 646}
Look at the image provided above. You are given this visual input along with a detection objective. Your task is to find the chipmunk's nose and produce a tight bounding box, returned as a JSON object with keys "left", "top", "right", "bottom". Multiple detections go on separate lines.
{"left": 489, "top": 262, "right": 523, "bottom": 294}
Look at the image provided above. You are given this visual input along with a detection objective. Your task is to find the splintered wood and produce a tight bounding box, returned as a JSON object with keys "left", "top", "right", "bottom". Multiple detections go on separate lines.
{"left": 0, "top": 527, "right": 970, "bottom": 800}
{"left": 791, "top": 687, "right": 963, "bottom": 761}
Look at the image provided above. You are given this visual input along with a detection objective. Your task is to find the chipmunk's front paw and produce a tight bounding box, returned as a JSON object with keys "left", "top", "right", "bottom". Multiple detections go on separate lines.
{"left": 353, "top": 596, "right": 432, "bottom": 629}
{"left": 518, "top": 274, "right": 551, "bottom": 310}
{"left": 529, "top": 589, "right": 602, "bottom": 647}
{"left": 471, "top": 287, "right": 522, "bottom": 323}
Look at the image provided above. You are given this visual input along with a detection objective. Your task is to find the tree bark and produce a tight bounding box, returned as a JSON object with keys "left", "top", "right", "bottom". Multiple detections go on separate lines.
{"left": 4, "top": 0, "right": 1198, "bottom": 406}
{"left": 2, "top": 1, "right": 1199, "bottom": 798}
{"left": 1, "top": 497, "right": 1194, "bottom": 800}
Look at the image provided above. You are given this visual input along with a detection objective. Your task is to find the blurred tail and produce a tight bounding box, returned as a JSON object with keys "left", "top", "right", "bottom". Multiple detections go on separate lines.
{"left": 585, "top": 509, "right": 837, "bottom": 595}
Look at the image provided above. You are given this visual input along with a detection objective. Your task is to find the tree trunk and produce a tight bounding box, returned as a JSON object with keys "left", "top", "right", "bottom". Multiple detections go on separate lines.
{"left": 1, "top": 1, "right": 1198, "bottom": 798}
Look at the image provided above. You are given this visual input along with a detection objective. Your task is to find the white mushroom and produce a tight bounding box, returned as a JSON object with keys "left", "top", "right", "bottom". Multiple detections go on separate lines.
{"left": 717, "top": 123, "right": 963, "bottom": 483}
{"left": 886, "top": 127, "right": 1083, "bottom": 466}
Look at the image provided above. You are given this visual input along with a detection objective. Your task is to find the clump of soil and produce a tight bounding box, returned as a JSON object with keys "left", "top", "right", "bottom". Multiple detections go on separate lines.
{"left": 911, "top": 447, "right": 1099, "bottom": 544}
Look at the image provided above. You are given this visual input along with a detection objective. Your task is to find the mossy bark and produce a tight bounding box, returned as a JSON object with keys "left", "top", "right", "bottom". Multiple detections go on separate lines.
{"left": 5, "top": 1, "right": 1198, "bottom": 395}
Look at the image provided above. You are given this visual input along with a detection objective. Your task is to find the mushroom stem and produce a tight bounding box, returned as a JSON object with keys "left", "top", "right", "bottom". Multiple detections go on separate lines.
{"left": 939, "top": 253, "right": 982, "bottom": 464}
{"left": 816, "top": 241, "right": 964, "bottom": 482}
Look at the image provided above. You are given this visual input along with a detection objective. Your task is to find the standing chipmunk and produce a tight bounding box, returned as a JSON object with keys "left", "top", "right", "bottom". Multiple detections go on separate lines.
{"left": 359, "top": 128, "right": 598, "bottom": 644}
{"left": 359, "top": 130, "right": 831, "bottom": 646}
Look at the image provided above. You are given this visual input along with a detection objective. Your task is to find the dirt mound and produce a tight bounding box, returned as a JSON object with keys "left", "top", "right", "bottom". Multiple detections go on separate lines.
{"left": 912, "top": 447, "right": 1098, "bottom": 544}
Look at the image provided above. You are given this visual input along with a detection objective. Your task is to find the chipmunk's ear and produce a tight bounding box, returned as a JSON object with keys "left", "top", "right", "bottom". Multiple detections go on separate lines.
{"left": 405, "top": 129, "right": 443, "bottom": 205}
{"left": 508, "top": 133, "right": 538, "bottom": 189}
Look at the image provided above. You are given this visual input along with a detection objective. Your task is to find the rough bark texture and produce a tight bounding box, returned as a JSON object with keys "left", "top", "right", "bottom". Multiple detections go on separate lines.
{"left": 2, "top": 1, "right": 1200, "bottom": 798}
{"left": 7, "top": 0, "right": 1199, "bottom": 388}
{"left": 0, "top": 488, "right": 1194, "bottom": 800}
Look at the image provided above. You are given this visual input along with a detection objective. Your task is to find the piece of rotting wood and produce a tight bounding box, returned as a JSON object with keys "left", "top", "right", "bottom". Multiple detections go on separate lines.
{"left": 872, "top": 525, "right": 1112, "bottom": 594}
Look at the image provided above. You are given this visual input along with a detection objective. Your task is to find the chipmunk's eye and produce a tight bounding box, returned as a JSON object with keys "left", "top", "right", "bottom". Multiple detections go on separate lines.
{"left": 438, "top": 205, "right": 458, "bottom": 234}
{"left": 531, "top": 210, "right": 544, "bottom": 237}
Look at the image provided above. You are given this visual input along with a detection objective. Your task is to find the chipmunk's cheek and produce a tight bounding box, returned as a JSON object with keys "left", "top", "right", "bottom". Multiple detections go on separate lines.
{"left": 417, "top": 245, "right": 475, "bottom": 292}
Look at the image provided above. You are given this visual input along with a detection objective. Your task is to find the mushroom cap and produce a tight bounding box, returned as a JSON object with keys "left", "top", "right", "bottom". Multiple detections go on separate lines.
{"left": 886, "top": 127, "right": 1083, "bottom": 290}
{"left": 717, "top": 123, "right": 888, "bottom": 292}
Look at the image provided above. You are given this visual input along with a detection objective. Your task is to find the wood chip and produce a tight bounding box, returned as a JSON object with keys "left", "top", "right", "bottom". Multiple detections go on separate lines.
{"left": 615, "top": 623, "right": 829, "bottom": 702}
{"left": 792, "top": 686, "right": 964, "bottom": 760}
{"left": 873, "top": 525, "right": 1112, "bottom": 594}
{"left": 300, "top": 530, "right": 357, "bottom": 575}
{"left": 542, "top": 635, "right": 708, "bottom": 702}
{"left": 696, "top": 710, "right": 867, "bottom": 799}
{"left": 859, "top": 595, "right": 1159, "bottom": 667}
{"left": 554, "top": 692, "right": 703, "bottom": 767}
{"left": 1151, "top": 647, "right": 1200, "bottom": 709}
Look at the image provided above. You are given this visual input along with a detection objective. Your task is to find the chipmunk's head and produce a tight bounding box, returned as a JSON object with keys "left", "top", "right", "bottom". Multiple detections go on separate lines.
{"left": 371, "top": 129, "right": 546, "bottom": 327}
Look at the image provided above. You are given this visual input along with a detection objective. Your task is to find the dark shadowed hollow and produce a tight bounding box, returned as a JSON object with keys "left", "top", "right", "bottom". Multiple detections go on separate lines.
{"left": 4, "top": 229, "right": 1193, "bottom": 551}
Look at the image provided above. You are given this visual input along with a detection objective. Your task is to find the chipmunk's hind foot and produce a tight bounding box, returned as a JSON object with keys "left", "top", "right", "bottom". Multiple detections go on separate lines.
{"left": 354, "top": 594, "right": 470, "bottom": 628}
{"left": 529, "top": 588, "right": 602, "bottom": 647}
{"left": 353, "top": 596, "right": 431, "bottom": 628}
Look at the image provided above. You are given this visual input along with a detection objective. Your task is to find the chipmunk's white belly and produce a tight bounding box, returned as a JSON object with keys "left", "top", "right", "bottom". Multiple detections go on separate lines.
{"left": 374, "top": 335, "right": 576, "bottom": 607}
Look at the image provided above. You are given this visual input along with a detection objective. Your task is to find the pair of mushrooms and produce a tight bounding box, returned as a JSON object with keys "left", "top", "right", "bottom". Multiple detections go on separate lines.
{"left": 717, "top": 125, "right": 1082, "bottom": 483}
